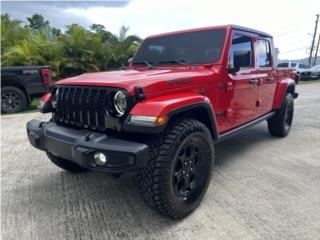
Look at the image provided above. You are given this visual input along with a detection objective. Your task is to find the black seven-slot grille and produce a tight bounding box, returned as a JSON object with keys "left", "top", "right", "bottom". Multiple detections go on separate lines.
{"left": 54, "top": 85, "right": 128, "bottom": 132}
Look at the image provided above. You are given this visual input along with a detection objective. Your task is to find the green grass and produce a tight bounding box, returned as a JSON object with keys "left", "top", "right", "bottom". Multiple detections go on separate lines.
{"left": 1, "top": 98, "right": 40, "bottom": 115}
{"left": 25, "top": 98, "right": 40, "bottom": 113}
{"left": 299, "top": 79, "right": 320, "bottom": 85}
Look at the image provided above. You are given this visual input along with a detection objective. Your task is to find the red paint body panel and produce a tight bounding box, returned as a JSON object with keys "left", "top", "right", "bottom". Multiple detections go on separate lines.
{"left": 130, "top": 92, "right": 212, "bottom": 117}
{"left": 40, "top": 92, "right": 51, "bottom": 103}
{"left": 56, "top": 67, "right": 213, "bottom": 97}
{"left": 54, "top": 24, "right": 296, "bottom": 136}
{"left": 272, "top": 75, "right": 295, "bottom": 109}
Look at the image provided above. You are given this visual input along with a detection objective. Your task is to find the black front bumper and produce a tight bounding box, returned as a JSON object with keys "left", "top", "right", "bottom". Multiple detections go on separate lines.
{"left": 26, "top": 119, "right": 150, "bottom": 173}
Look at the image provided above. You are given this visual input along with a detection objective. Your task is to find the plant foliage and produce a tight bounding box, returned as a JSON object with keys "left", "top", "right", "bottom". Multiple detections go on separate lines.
{"left": 1, "top": 13, "right": 142, "bottom": 80}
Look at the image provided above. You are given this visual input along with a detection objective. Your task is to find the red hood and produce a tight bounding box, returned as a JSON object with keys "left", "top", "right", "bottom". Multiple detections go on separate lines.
{"left": 56, "top": 67, "right": 216, "bottom": 95}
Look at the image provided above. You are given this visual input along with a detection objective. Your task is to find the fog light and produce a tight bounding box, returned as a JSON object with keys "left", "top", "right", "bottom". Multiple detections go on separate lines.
{"left": 93, "top": 152, "right": 108, "bottom": 166}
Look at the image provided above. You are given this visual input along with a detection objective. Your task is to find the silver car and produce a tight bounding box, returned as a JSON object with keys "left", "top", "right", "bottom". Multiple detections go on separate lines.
{"left": 300, "top": 65, "right": 320, "bottom": 80}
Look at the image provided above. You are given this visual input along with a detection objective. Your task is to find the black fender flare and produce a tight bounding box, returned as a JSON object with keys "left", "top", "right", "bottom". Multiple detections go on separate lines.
{"left": 124, "top": 101, "right": 219, "bottom": 141}
{"left": 166, "top": 101, "right": 219, "bottom": 141}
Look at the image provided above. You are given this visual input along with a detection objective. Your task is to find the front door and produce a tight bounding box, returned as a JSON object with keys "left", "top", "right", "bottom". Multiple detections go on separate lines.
{"left": 224, "top": 33, "right": 258, "bottom": 131}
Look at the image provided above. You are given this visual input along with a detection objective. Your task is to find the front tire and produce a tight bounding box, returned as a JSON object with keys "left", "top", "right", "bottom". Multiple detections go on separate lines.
{"left": 1, "top": 86, "right": 28, "bottom": 113}
{"left": 46, "top": 151, "right": 88, "bottom": 173}
{"left": 137, "top": 119, "right": 214, "bottom": 219}
{"left": 268, "top": 93, "right": 294, "bottom": 137}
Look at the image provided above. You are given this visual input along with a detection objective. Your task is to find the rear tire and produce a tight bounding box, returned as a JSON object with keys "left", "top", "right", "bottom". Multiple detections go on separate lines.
{"left": 268, "top": 93, "right": 294, "bottom": 137}
{"left": 46, "top": 151, "right": 88, "bottom": 173}
{"left": 137, "top": 119, "right": 214, "bottom": 219}
{"left": 1, "top": 86, "right": 28, "bottom": 113}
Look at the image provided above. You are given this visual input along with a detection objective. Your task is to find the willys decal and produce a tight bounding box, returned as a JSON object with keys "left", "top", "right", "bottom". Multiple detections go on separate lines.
{"left": 168, "top": 77, "right": 193, "bottom": 87}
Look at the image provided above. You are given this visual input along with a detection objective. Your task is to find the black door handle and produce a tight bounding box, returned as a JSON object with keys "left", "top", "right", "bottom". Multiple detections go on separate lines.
{"left": 249, "top": 79, "right": 259, "bottom": 85}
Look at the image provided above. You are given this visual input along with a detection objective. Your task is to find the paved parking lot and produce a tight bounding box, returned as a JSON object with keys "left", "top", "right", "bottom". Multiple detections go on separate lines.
{"left": 1, "top": 83, "right": 320, "bottom": 240}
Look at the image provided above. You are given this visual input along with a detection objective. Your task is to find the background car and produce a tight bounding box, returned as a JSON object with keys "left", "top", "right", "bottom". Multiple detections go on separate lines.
{"left": 277, "top": 62, "right": 310, "bottom": 83}
{"left": 1, "top": 66, "right": 52, "bottom": 113}
{"left": 277, "top": 62, "right": 310, "bottom": 84}
{"left": 277, "top": 62, "right": 310, "bottom": 72}
{"left": 300, "top": 65, "right": 320, "bottom": 80}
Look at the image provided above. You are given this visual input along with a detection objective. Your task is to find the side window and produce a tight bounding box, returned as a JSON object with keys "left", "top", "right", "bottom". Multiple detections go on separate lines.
{"left": 257, "top": 39, "right": 272, "bottom": 68}
{"left": 277, "top": 63, "right": 289, "bottom": 67}
{"left": 299, "top": 64, "right": 310, "bottom": 69}
{"left": 229, "top": 34, "right": 253, "bottom": 69}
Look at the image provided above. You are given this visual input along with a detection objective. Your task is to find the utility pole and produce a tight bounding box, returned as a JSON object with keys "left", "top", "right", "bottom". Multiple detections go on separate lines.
{"left": 308, "top": 14, "right": 319, "bottom": 67}
{"left": 313, "top": 33, "right": 320, "bottom": 66}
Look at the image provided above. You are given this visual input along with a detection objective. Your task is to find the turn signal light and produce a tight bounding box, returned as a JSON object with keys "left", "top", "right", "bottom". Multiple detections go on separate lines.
{"left": 129, "top": 115, "right": 168, "bottom": 126}
{"left": 155, "top": 116, "right": 167, "bottom": 126}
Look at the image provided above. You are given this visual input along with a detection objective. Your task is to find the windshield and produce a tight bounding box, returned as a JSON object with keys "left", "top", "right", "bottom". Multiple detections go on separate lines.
{"left": 132, "top": 29, "right": 226, "bottom": 66}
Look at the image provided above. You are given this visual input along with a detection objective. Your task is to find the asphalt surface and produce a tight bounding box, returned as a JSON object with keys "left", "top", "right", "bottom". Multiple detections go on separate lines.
{"left": 1, "top": 83, "right": 320, "bottom": 240}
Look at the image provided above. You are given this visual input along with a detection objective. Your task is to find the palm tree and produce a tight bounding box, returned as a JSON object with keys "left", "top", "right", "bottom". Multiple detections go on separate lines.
{"left": 1, "top": 14, "right": 143, "bottom": 80}
{"left": 108, "top": 26, "right": 142, "bottom": 68}
{"left": 57, "top": 25, "right": 113, "bottom": 77}
{"left": 1, "top": 14, "right": 30, "bottom": 53}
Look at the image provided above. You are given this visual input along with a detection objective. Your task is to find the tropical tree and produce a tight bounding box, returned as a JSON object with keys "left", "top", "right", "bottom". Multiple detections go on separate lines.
{"left": 51, "top": 27, "right": 61, "bottom": 36}
{"left": 90, "top": 24, "right": 106, "bottom": 33}
{"left": 90, "top": 24, "right": 112, "bottom": 42}
{"left": 1, "top": 14, "right": 31, "bottom": 52}
{"left": 1, "top": 14, "right": 143, "bottom": 80}
{"left": 107, "top": 26, "right": 142, "bottom": 68}
{"left": 27, "top": 13, "right": 50, "bottom": 31}
{"left": 57, "top": 24, "right": 113, "bottom": 77}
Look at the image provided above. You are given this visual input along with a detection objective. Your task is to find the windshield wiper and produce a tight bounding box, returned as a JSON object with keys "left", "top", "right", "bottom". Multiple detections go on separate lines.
{"left": 159, "top": 59, "right": 188, "bottom": 66}
{"left": 133, "top": 60, "right": 156, "bottom": 69}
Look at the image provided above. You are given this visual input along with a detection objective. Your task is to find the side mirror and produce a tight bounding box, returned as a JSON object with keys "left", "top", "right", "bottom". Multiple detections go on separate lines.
{"left": 227, "top": 64, "right": 240, "bottom": 74}
{"left": 128, "top": 58, "right": 133, "bottom": 64}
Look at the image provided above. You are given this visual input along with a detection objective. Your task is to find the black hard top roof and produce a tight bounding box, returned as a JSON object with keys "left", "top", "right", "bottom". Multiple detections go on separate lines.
{"left": 230, "top": 25, "right": 273, "bottom": 38}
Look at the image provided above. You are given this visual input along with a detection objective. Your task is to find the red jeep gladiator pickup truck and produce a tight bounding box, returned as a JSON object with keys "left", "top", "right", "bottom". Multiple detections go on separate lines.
{"left": 27, "top": 25, "right": 298, "bottom": 219}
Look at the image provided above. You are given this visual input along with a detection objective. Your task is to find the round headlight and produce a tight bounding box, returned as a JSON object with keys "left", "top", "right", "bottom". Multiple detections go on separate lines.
{"left": 113, "top": 91, "right": 127, "bottom": 116}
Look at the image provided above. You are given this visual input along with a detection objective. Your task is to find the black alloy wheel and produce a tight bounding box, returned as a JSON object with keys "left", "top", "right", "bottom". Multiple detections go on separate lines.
{"left": 137, "top": 119, "right": 214, "bottom": 219}
{"left": 172, "top": 134, "right": 209, "bottom": 203}
{"left": 284, "top": 98, "right": 294, "bottom": 132}
{"left": 268, "top": 93, "right": 294, "bottom": 137}
{"left": 1, "top": 86, "right": 28, "bottom": 113}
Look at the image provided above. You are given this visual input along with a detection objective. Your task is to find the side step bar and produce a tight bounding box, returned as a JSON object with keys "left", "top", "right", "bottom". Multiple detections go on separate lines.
{"left": 217, "top": 112, "right": 275, "bottom": 142}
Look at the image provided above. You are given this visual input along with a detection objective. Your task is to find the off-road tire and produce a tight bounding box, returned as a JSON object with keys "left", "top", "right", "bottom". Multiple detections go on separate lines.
{"left": 268, "top": 93, "right": 294, "bottom": 137}
{"left": 137, "top": 119, "right": 214, "bottom": 219}
{"left": 46, "top": 151, "right": 88, "bottom": 173}
{"left": 1, "top": 86, "right": 28, "bottom": 113}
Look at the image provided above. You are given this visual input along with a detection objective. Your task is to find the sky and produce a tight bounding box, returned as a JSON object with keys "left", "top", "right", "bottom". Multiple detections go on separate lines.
{"left": 1, "top": 0, "right": 320, "bottom": 60}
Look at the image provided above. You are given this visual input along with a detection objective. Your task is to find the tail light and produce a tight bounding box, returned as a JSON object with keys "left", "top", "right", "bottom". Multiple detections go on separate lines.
{"left": 40, "top": 68, "right": 52, "bottom": 85}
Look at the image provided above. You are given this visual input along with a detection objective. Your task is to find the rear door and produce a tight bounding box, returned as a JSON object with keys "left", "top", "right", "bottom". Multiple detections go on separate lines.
{"left": 224, "top": 33, "right": 259, "bottom": 131}
{"left": 255, "top": 38, "right": 277, "bottom": 116}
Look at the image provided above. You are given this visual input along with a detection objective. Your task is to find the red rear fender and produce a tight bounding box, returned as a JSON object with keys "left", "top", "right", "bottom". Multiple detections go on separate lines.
{"left": 273, "top": 78, "right": 295, "bottom": 109}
